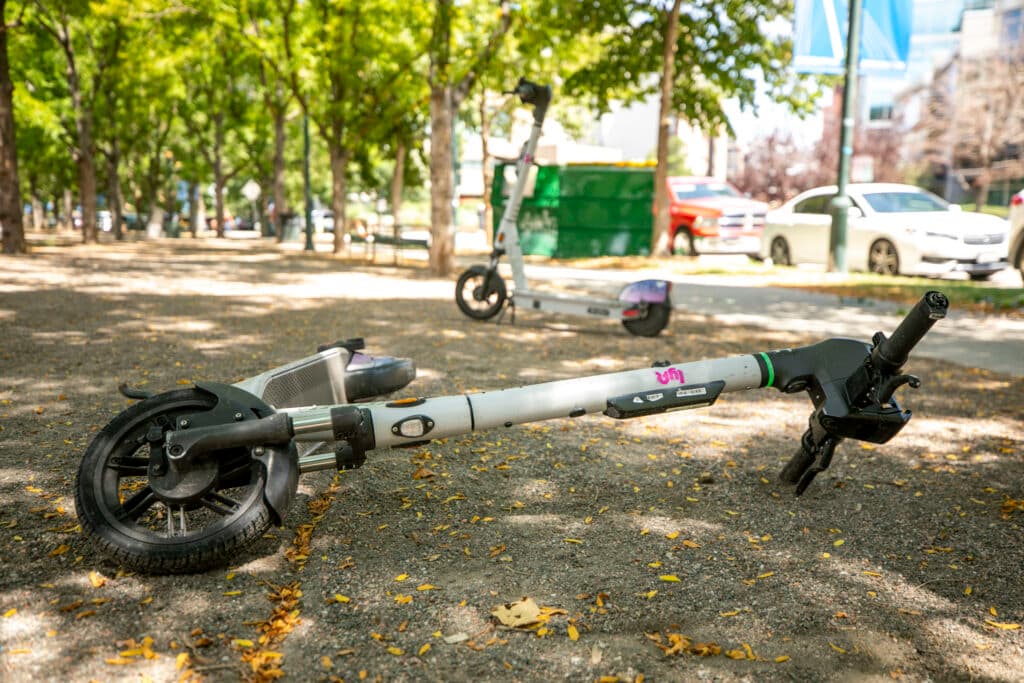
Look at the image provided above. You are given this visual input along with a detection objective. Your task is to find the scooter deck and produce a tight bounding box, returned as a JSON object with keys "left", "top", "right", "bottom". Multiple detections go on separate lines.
{"left": 513, "top": 288, "right": 636, "bottom": 320}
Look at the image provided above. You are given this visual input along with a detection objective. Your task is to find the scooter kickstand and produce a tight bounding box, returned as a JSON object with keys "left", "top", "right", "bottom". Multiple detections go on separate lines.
{"left": 496, "top": 299, "right": 516, "bottom": 326}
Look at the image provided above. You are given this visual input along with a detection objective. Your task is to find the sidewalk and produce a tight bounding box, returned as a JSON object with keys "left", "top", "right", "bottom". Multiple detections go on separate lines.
{"left": 514, "top": 261, "right": 1024, "bottom": 377}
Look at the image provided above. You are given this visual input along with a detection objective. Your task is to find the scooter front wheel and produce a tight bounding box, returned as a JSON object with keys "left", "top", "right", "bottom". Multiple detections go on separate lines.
{"left": 622, "top": 303, "right": 672, "bottom": 337}
{"left": 455, "top": 266, "right": 508, "bottom": 320}
{"left": 75, "top": 389, "right": 290, "bottom": 574}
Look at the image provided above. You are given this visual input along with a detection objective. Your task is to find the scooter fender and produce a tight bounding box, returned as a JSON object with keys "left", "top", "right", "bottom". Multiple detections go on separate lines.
{"left": 192, "top": 381, "right": 299, "bottom": 526}
{"left": 252, "top": 442, "right": 299, "bottom": 526}
{"left": 618, "top": 279, "right": 672, "bottom": 305}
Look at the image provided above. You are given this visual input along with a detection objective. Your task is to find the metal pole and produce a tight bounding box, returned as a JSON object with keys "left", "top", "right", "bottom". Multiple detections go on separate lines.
{"left": 303, "top": 114, "right": 314, "bottom": 252}
{"left": 828, "top": 0, "right": 863, "bottom": 274}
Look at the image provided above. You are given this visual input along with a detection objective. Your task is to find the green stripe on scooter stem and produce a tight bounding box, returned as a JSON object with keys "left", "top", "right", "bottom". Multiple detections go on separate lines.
{"left": 759, "top": 352, "right": 775, "bottom": 388}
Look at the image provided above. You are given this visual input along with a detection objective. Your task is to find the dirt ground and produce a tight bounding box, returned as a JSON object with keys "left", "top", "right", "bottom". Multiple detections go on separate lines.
{"left": 1, "top": 239, "right": 1022, "bottom": 683}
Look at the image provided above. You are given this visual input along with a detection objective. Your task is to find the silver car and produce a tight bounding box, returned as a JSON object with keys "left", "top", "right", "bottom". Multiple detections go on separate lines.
{"left": 761, "top": 183, "right": 1010, "bottom": 279}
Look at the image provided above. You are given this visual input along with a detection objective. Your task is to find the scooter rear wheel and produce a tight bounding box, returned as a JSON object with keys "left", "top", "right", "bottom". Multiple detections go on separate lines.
{"left": 622, "top": 302, "right": 672, "bottom": 337}
{"left": 76, "top": 389, "right": 286, "bottom": 574}
{"left": 455, "top": 267, "right": 507, "bottom": 320}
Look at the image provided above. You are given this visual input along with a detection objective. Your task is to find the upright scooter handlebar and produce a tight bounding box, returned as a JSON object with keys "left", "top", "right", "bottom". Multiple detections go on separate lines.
{"left": 507, "top": 77, "right": 552, "bottom": 123}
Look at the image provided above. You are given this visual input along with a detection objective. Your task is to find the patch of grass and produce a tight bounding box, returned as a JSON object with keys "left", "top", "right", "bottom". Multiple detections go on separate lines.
{"left": 954, "top": 202, "right": 1011, "bottom": 219}
{"left": 778, "top": 272, "right": 1024, "bottom": 316}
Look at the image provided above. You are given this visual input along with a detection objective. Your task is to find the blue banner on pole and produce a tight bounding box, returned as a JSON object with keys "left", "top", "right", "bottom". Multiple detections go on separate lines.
{"left": 793, "top": 0, "right": 913, "bottom": 74}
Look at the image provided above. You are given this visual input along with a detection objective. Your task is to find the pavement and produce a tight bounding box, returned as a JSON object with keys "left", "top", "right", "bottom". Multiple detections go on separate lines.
{"left": 510, "top": 260, "right": 1024, "bottom": 377}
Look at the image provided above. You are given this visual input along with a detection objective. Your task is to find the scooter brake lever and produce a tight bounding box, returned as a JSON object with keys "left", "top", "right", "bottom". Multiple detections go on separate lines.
{"left": 877, "top": 374, "right": 920, "bottom": 405}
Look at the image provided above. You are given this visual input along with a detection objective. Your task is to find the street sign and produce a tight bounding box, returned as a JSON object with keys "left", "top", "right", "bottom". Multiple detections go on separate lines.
{"left": 242, "top": 180, "right": 261, "bottom": 202}
{"left": 793, "top": 0, "right": 912, "bottom": 74}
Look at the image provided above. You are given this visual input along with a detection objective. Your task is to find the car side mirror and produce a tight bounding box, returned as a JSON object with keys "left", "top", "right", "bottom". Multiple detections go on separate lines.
{"left": 948, "top": 204, "right": 962, "bottom": 213}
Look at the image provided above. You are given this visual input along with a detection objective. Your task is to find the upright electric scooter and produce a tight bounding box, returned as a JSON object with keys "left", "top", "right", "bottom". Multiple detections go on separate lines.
{"left": 455, "top": 78, "right": 673, "bottom": 337}
{"left": 76, "top": 291, "right": 949, "bottom": 574}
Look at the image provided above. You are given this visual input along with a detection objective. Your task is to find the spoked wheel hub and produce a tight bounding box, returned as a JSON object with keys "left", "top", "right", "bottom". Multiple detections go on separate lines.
{"left": 148, "top": 452, "right": 219, "bottom": 506}
{"left": 75, "top": 386, "right": 298, "bottom": 573}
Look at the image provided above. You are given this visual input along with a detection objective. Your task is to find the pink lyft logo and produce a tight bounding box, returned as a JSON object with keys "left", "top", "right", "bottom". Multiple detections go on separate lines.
{"left": 655, "top": 367, "right": 684, "bottom": 385}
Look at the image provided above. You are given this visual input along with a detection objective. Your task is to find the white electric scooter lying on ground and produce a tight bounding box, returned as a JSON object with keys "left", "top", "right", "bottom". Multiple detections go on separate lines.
{"left": 76, "top": 290, "right": 948, "bottom": 574}
{"left": 455, "top": 78, "right": 673, "bottom": 337}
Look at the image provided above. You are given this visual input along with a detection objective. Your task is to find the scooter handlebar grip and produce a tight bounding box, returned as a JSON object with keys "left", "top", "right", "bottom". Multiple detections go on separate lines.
{"left": 872, "top": 290, "right": 948, "bottom": 372}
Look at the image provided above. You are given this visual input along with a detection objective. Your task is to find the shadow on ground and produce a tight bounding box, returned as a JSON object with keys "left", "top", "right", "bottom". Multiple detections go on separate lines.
{"left": 0, "top": 241, "right": 1021, "bottom": 682}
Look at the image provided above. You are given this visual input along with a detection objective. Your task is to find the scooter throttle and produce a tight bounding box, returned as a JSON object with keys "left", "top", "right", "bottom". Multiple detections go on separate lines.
{"left": 871, "top": 291, "right": 948, "bottom": 373}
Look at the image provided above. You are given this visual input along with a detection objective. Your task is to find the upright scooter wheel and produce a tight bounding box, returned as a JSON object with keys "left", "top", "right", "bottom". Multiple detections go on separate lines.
{"left": 76, "top": 389, "right": 292, "bottom": 574}
{"left": 455, "top": 266, "right": 508, "bottom": 320}
{"left": 622, "top": 303, "right": 672, "bottom": 337}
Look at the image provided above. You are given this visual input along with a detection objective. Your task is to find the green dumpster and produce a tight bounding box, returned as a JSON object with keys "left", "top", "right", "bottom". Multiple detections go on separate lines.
{"left": 491, "top": 163, "right": 655, "bottom": 258}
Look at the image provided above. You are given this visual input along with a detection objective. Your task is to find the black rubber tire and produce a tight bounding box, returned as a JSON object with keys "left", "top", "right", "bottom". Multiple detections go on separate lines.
{"left": 968, "top": 272, "right": 993, "bottom": 282}
{"left": 455, "top": 268, "right": 507, "bottom": 320}
{"left": 868, "top": 239, "right": 900, "bottom": 275}
{"left": 622, "top": 302, "right": 672, "bottom": 337}
{"left": 770, "top": 236, "right": 791, "bottom": 266}
{"left": 75, "top": 389, "right": 278, "bottom": 574}
{"left": 779, "top": 445, "right": 815, "bottom": 484}
{"left": 671, "top": 229, "right": 697, "bottom": 257}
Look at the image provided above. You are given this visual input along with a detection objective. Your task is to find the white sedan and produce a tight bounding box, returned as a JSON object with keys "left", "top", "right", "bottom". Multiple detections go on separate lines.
{"left": 760, "top": 183, "right": 1010, "bottom": 279}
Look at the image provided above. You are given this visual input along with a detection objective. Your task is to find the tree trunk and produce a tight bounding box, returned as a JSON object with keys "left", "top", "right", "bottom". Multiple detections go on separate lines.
{"left": 213, "top": 114, "right": 226, "bottom": 238}
{"left": 64, "top": 44, "right": 98, "bottom": 244}
{"left": 0, "top": 1, "right": 26, "bottom": 255}
{"left": 272, "top": 106, "right": 287, "bottom": 242}
{"left": 107, "top": 138, "right": 124, "bottom": 241}
{"left": 187, "top": 181, "right": 199, "bottom": 238}
{"left": 30, "top": 193, "right": 44, "bottom": 231}
{"left": 328, "top": 142, "right": 349, "bottom": 254}
{"left": 62, "top": 189, "right": 73, "bottom": 230}
{"left": 479, "top": 90, "right": 494, "bottom": 248}
{"left": 390, "top": 139, "right": 406, "bottom": 264}
{"left": 651, "top": 0, "right": 683, "bottom": 257}
{"left": 429, "top": 85, "right": 456, "bottom": 275}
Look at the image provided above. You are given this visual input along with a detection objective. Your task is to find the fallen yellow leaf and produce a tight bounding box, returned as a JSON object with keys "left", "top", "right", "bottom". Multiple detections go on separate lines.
{"left": 491, "top": 597, "right": 541, "bottom": 627}
{"left": 88, "top": 571, "right": 106, "bottom": 588}
{"left": 984, "top": 620, "right": 1021, "bottom": 630}
{"left": 775, "top": 655, "right": 791, "bottom": 663}
{"left": 233, "top": 639, "right": 254, "bottom": 648}
{"left": 660, "top": 575, "right": 681, "bottom": 582}
{"left": 829, "top": 642, "right": 847, "bottom": 654}
{"left": 395, "top": 573, "right": 409, "bottom": 582}
{"left": 418, "top": 643, "right": 431, "bottom": 656}
{"left": 334, "top": 594, "right": 351, "bottom": 603}
{"left": 665, "top": 531, "right": 680, "bottom": 540}
{"left": 3, "top": 608, "right": 16, "bottom": 618}
{"left": 387, "top": 646, "right": 404, "bottom": 656}
{"left": 568, "top": 624, "right": 579, "bottom": 641}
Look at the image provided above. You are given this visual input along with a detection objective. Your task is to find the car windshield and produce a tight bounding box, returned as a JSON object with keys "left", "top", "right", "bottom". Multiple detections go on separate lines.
{"left": 672, "top": 182, "right": 741, "bottom": 201}
{"left": 860, "top": 190, "right": 948, "bottom": 213}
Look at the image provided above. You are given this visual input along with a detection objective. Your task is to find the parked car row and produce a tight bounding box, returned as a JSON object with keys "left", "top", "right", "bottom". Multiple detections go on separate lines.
{"left": 665, "top": 179, "right": 1015, "bottom": 280}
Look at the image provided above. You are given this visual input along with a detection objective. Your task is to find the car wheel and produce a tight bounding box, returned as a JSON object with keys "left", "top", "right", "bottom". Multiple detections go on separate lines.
{"left": 868, "top": 239, "right": 900, "bottom": 275}
{"left": 968, "top": 272, "right": 994, "bottom": 282}
{"left": 672, "top": 229, "right": 697, "bottom": 257}
{"left": 769, "top": 236, "right": 791, "bottom": 266}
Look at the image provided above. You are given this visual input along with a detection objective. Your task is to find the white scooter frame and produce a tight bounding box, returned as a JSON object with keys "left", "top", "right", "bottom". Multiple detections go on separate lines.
{"left": 455, "top": 78, "right": 673, "bottom": 337}
{"left": 75, "top": 291, "right": 948, "bottom": 574}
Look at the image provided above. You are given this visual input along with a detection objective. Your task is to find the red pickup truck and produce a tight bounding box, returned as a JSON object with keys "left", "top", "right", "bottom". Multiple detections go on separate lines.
{"left": 667, "top": 177, "right": 767, "bottom": 258}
